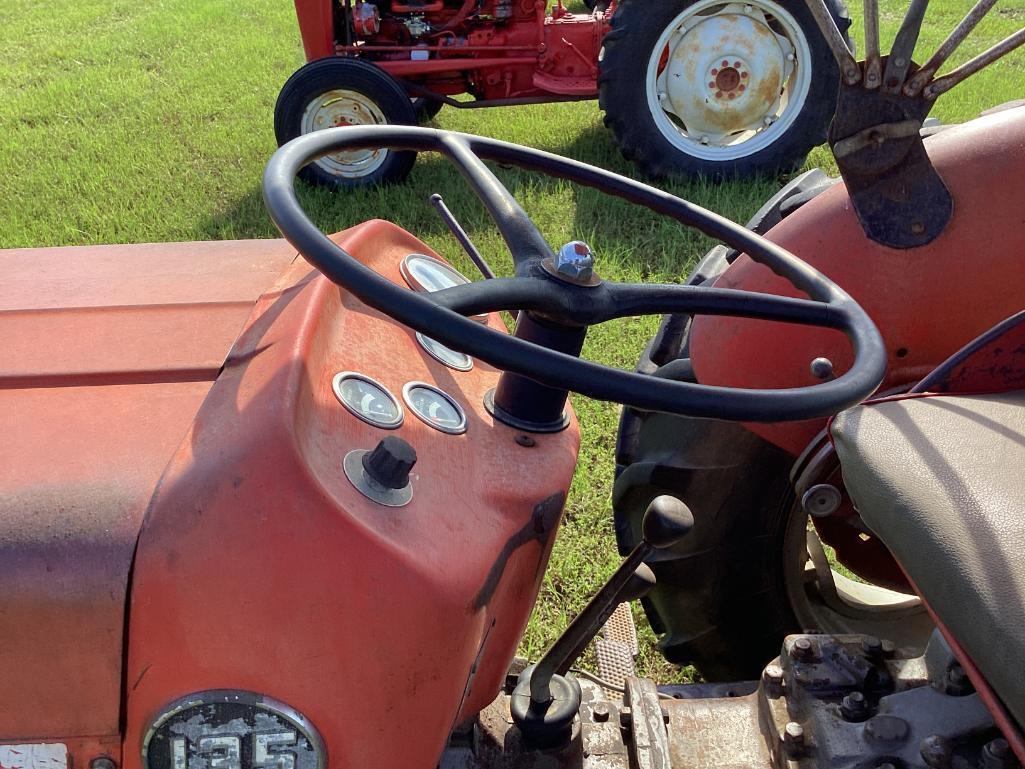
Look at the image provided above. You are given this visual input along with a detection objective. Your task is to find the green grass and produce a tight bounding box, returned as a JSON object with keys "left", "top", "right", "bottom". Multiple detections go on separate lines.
{"left": 1, "top": 0, "right": 1022, "bottom": 684}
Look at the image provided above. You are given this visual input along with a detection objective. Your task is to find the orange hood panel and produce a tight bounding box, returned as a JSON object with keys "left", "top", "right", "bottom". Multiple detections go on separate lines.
{"left": 0, "top": 238, "right": 297, "bottom": 738}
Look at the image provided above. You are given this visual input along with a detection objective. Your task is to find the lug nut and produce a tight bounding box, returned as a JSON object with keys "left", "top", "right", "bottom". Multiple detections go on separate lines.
{"left": 841, "top": 691, "right": 870, "bottom": 722}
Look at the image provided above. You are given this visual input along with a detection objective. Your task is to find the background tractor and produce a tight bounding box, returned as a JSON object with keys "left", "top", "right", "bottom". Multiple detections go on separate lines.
{"left": 275, "top": 0, "right": 851, "bottom": 186}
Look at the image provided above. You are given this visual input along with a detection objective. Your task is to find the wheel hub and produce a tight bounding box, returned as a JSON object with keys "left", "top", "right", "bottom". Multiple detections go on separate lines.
{"left": 301, "top": 89, "right": 389, "bottom": 178}
{"left": 659, "top": 7, "right": 795, "bottom": 143}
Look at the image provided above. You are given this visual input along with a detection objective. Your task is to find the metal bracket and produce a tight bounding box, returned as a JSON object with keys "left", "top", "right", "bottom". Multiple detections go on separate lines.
{"left": 624, "top": 678, "right": 671, "bottom": 769}
{"left": 828, "top": 68, "right": 953, "bottom": 249}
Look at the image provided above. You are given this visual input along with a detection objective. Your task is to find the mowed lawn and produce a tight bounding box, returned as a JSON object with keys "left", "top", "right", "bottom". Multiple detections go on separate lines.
{"left": 1, "top": 0, "right": 1022, "bottom": 681}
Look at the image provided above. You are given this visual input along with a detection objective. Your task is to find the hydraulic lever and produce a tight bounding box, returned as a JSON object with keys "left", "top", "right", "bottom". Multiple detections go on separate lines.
{"left": 510, "top": 495, "right": 694, "bottom": 748}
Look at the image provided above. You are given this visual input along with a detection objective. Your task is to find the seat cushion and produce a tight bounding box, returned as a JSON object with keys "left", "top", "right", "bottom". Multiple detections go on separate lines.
{"left": 832, "top": 391, "right": 1025, "bottom": 728}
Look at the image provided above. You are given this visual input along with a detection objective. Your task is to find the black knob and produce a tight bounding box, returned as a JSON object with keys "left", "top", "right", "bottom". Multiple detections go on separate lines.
{"left": 642, "top": 495, "right": 694, "bottom": 549}
{"left": 362, "top": 437, "right": 416, "bottom": 489}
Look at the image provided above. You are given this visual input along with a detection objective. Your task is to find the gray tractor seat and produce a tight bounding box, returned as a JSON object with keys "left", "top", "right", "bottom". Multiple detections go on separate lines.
{"left": 831, "top": 390, "right": 1025, "bottom": 729}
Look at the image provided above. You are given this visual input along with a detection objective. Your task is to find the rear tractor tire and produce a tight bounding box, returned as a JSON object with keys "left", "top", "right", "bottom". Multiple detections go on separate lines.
{"left": 599, "top": 0, "right": 851, "bottom": 179}
{"left": 274, "top": 57, "right": 418, "bottom": 189}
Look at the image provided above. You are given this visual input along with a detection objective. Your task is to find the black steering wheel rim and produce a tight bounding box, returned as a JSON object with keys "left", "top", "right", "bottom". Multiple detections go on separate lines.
{"left": 263, "top": 125, "right": 886, "bottom": 422}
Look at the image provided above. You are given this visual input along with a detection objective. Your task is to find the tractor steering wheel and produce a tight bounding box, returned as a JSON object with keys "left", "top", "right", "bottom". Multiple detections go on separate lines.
{"left": 263, "top": 126, "right": 885, "bottom": 424}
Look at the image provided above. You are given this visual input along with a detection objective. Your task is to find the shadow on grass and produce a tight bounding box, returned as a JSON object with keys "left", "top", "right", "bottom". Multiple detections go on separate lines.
{"left": 200, "top": 121, "right": 788, "bottom": 281}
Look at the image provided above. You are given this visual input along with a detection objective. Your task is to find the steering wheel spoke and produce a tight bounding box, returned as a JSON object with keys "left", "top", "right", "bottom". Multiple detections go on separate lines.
{"left": 438, "top": 134, "right": 553, "bottom": 274}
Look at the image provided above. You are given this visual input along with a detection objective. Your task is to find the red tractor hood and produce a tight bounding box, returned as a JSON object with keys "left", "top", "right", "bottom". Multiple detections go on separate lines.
{"left": 0, "top": 239, "right": 297, "bottom": 738}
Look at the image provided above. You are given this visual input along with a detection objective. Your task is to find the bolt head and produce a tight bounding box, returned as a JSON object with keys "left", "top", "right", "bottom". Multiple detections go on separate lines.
{"left": 810, "top": 356, "right": 834, "bottom": 380}
{"left": 91, "top": 760, "right": 116, "bottom": 769}
{"left": 592, "top": 701, "right": 611, "bottom": 722}
{"left": 762, "top": 664, "right": 784, "bottom": 697}
{"left": 784, "top": 722, "right": 804, "bottom": 742}
{"left": 802, "top": 484, "right": 842, "bottom": 518}
{"left": 920, "top": 734, "right": 953, "bottom": 769}
{"left": 863, "top": 635, "right": 883, "bottom": 655}
{"left": 791, "top": 636, "right": 817, "bottom": 661}
{"left": 841, "top": 691, "right": 870, "bottom": 722}
{"left": 554, "top": 240, "right": 595, "bottom": 282}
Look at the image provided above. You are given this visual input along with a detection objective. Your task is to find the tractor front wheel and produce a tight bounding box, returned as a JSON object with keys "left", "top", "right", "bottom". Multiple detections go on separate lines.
{"left": 599, "top": 0, "right": 850, "bottom": 179}
{"left": 274, "top": 58, "right": 418, "bottom": 189}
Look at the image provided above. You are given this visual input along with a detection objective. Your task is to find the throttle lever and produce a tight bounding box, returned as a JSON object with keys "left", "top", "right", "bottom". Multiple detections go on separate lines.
{"left": 510, "top": 495, "right": 694, "bottom": 748}
{"left": 429, "top": 193, "right": 496, "bottom": 280}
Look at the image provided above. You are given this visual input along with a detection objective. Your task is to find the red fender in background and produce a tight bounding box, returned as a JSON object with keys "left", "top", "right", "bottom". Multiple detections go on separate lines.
{"left": 690, "top": 105, "right": 1025, "bottom": 457}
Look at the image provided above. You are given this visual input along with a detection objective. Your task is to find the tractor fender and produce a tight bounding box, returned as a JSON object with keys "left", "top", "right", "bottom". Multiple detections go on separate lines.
{"left": 690, "top": 104, "right": 1025, "bottom": 456}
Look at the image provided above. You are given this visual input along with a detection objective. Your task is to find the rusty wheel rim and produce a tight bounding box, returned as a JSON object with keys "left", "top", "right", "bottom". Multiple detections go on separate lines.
{"left": 646, "top": 0, "right": 812, "bottom": 160}
{"left": 301, "top": 89, "right": 390, "bottom": 178}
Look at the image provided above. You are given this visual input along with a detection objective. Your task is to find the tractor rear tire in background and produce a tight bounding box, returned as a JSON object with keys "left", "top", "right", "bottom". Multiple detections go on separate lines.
{"left": 599, "top": 0, "right": 851, "bottom": 179}
{"left": 274, "top": 57, "right": 418, "bottom": 189}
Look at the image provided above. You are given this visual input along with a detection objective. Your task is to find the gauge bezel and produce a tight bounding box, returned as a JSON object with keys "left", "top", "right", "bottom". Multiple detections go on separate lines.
{"left": 400, "top": 252, "right": 488, "bottom": 323}
{"left": 331, "top": 371, "right": 404, "bottom": 429}
{"left": 415, "top": 331, "right": 474, "bottom": 372}
{"left": 402, "top": 381, "right": 468, "bottom": 435}
{"left": 400, "top": 252, "right": 468, "bottom": 292}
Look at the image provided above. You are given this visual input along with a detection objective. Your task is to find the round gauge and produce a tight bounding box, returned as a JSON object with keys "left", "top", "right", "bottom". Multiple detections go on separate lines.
{"left": 400, "top": 253, "right": 471, "bottom": 293}
{"left": 416, "top": 332, "right": 473, "bottom": 372}
{"left": 400, "top": 253, "right": 488, "bottom": 324}
{"left": 332, "top": 372, "right": 403, "bottom": 429}
{"left": 403, "top": 382, "right": 467, "bottom": 435}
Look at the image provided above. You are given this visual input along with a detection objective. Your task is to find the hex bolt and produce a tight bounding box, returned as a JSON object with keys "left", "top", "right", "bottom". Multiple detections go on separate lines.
{"left": 91, "top": 759, "right": 116, "bottom": 769}
{"left": 791, "top": 636, "right": 817, "bottom": 662}
{"left": 783, "top": 722, "right": 806, "bottom": 757}
{"left": 981, "top": 738, "right": 1016, "bottom": 769}
{"left": 592, "top": 701, "right": 611, "bottom": 722}
{"left": 841, "top": 691, "right": 871, "bottom": 722}
{"left": 944, "top": 664, "right": 974, "bottom": 696}
{"left": 863, "top": 636, "right": 883, "bottom": 657}
{"left": 762, "top": 664, "right": 784, "bottom": 698}
{"left": 920, "top": 734, "right": 953, "bottom": 769}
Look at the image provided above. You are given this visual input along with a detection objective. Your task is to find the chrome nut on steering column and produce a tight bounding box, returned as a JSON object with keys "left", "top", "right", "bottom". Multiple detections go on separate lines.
{"left": 555, "top": 241, "right": 595, "bottom": 281}
{"left": 543, "top": 241, "right": 601, "bottom": 286}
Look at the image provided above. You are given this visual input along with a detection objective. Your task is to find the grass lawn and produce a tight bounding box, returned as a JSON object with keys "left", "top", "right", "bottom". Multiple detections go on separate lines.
{"left": 2, "top": 0, "right": 1023, "bottom": 683}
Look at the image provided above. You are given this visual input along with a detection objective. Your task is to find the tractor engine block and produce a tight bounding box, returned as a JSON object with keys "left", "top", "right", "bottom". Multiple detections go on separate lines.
{"left": 333, "top": 0, "right": 610, "bottom": 101}
{"left": 442, "top": 632, "right": 1014, "bottom": 769}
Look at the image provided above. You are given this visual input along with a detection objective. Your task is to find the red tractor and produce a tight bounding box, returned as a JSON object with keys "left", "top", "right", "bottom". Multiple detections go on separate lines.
{"left": 274, "top": 0, "right": 850, "bottom": 186}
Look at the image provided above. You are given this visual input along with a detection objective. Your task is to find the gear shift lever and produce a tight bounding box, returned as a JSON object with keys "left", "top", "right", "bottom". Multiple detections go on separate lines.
{"left": 510, "top": 495, "right": 694, "bottom": 748}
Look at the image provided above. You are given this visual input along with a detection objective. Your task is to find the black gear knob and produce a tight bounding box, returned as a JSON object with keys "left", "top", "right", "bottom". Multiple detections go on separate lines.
{"left": 362, "top": 436, "right": 417, "bottom": 490}
{"left": 642, "top": 495, "right": 694, "bottom": 549}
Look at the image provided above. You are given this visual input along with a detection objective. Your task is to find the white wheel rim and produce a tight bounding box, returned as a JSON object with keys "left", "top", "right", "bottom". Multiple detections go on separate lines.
{"left": 646, "top": 0, "right": 814, "bottom": 161}
{"left": 301, "top": 89, "right": 389, "bottom": 178}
